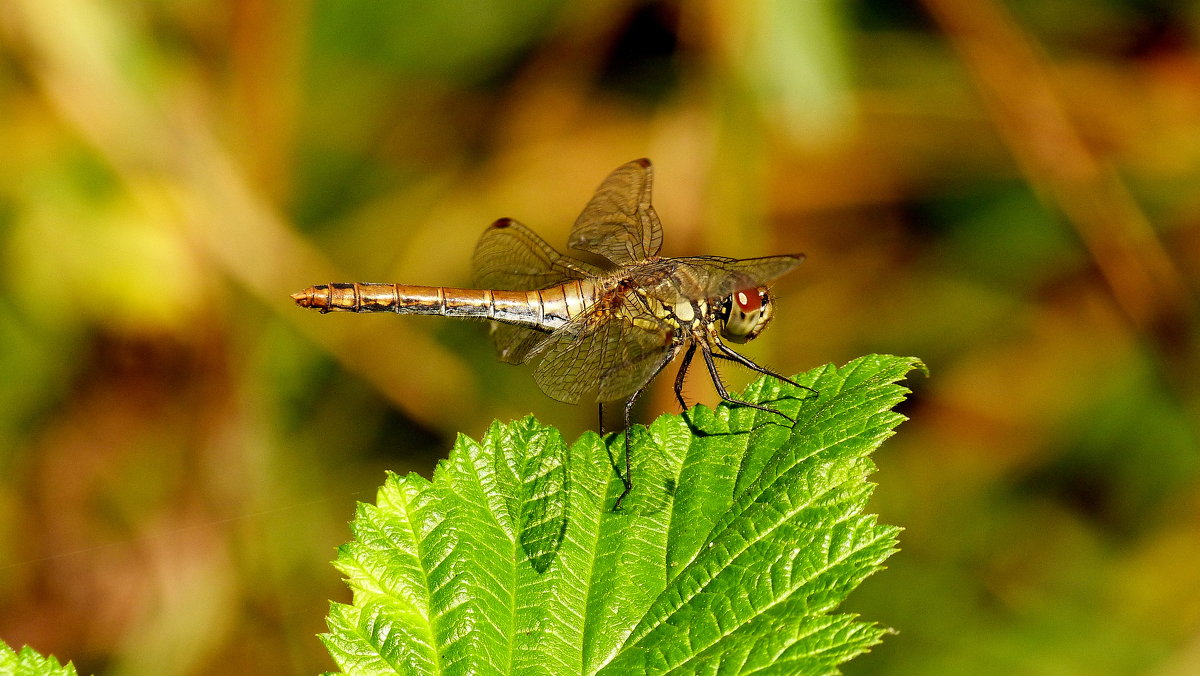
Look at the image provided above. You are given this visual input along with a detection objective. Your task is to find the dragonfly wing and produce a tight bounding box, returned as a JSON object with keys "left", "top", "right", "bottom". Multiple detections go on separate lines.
{"left": 648, "top": 254, "right": 805, "bottom": 303}
{"left": 489, "top": 325, "right": 551, "bottom": 365}
{"left": 567, "top": 158, "right": 664, "bottom": 266}
{"left": 473, "top": 218, "right": 603, "bottom": 289}
{"left": 472, "top": 218, "right": 604, "bottom": 364}
{"left": 524, "top": 295, "right": 675, "bottom": 404}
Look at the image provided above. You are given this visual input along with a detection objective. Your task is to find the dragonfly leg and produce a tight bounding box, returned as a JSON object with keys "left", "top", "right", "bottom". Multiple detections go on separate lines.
{"left": 598, "top": 402, "right": 606, "bottom": 435}
{"left": 672, "top": 343, "right": 697, "bottom": 411}
{"left": 613, "top": 347, "right": 679, "bottom": 512}
{"left": 701, "top": 345, "right": 798, "bottom": 424}
{"left": 712, "top": 340, "right": 818, "bottom": 395}
{"left": 615, "top": 391, "right": 640, "bottom": 511}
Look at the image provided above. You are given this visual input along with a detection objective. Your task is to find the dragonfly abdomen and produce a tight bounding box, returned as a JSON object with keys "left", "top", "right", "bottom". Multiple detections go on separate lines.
{"left": 291, "top": 281, "right": 598, "bottom": 332}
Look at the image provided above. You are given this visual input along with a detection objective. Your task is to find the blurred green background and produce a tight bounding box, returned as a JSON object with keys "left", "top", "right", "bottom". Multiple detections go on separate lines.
{"left": 2, "top": 0, "right": 1199, "bottom": 673}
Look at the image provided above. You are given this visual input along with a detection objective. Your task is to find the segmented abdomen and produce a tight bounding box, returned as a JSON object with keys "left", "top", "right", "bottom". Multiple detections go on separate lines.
{"left": 291, "top": 281, "right": 598, "bottom": 332}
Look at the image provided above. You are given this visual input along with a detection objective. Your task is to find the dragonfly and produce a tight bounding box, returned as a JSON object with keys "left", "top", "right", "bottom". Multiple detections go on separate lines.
{"left": 292, "top": 158, "right": 812, "bottom": 509}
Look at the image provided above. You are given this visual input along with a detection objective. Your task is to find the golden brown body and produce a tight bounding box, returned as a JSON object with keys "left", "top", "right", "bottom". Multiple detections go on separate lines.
{"left": 291, "top": 159, "right": 810, "bottom": 509}
{"left": 291, "top": 279, "right": 600, "bottom": 334}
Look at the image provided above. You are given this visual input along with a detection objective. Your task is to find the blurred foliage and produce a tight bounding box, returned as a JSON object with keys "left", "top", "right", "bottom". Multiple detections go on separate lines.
{"left": 0, "top": 0, "right": 1197, "bottom": 674}
{"left": 1, "top": 639, "right": 78, "bottom": 676}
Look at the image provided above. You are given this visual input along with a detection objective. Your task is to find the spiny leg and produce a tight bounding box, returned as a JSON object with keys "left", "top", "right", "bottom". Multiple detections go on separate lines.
{"left": 701, "top": 344, "right": 797, "bottom": 424}
{"left": 614, "top": 347, "right": 678, "bottom": 512}
{"left": 615, "top": 388, "right": 643, "bottom": 512}
{"left": 598, "top": 402, "right": 606, "bottom": 435}
{"left": 672, "top": 343, "right": 697, "bottom": 411}
{"left": 711, "top": 340, "right": 817, "bottom": 395}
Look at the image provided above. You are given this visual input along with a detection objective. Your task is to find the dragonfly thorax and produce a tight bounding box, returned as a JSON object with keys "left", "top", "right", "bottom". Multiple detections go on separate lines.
{"left": 719, "top": 286, "right": 774, "bottom": 344}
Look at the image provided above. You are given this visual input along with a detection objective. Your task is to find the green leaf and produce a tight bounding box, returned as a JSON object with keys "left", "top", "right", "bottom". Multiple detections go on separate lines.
{"left": 0, "top": 640, "right": 78, "bottom": 676}
{"left": 323, "top": 354, "right": 923, "bottom": 675}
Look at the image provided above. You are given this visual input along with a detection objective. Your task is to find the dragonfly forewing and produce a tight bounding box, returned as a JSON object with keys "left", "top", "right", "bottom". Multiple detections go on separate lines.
{"left": 568, "top": 158, "right": 663, "bottom": 266}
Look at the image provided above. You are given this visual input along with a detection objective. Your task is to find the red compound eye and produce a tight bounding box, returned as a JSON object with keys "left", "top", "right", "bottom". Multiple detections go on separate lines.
{"left": 734, "top": 288, "right": 762, "bottom": 312}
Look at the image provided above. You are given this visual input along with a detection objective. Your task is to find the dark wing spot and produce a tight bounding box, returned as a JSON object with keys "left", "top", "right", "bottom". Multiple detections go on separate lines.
{"left": 491, "top": 218, "right": 514, "bottom": 229}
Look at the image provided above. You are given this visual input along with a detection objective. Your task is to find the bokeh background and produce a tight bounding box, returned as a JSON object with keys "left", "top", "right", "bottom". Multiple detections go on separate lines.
{"left": 2, "top": 0, "right": 1199, "bottom": 673}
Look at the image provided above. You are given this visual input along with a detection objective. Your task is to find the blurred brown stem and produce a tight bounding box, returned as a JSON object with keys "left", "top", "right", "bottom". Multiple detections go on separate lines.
{"left": 923, "top": 0, "right": 1199, "bottom": 393}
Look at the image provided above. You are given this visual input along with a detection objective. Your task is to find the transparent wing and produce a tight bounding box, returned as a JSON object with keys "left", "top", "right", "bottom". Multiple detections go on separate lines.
{"left": 489, "top": 324, "right": 549, "bottom": 365}
{"left": 628, "top": 254, "right": 806, "bottom": 306}
{"left": 472, "top": 218, "right": 603, "bottom": 290}
{"left": 472, "top": 218, "right": 605, "bottom": 364}
{"left": 686, "top": 254, "right": 805, "bottom": 298}
{"left": 567, "top": 158, "right": 664, "bottom": 266}
{"left": 523, "top": 294, "right": 675, "bottom": 404}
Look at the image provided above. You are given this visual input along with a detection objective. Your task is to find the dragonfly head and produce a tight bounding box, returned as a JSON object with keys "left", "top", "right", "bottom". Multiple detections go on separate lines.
{"left": 719, "top": 286, "right": 774, "bottom": 344}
